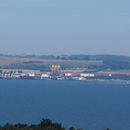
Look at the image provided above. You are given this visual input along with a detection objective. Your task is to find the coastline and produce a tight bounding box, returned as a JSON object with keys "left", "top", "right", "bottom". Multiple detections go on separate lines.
{"left": 0, "top": 78, "right": 129, "bottom": 85}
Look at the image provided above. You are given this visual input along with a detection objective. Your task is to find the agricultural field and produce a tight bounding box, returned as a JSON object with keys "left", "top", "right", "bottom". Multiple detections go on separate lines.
{"left": 0, "top": 56, "right": 103, "bottom": 71}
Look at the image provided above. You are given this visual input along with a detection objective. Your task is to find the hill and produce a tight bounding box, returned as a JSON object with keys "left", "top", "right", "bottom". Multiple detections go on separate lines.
{"left": 0, "top": 54, "right": 130, "bottom": 71}
{"left": 0, "top": 55, "right": 103, "bottom": 71}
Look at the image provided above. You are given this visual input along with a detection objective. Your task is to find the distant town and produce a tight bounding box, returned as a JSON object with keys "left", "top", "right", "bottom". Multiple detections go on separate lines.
{"left": 0, "top": 54, "right": 130, "bottom": 82}
{"left": 0, "top": 64, "right": 130, "bottom": 83}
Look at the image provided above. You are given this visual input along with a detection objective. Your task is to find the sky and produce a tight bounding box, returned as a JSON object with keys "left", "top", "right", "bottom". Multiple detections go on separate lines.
{"left": 0, "top": 0, "right": 130, "bottom": 55}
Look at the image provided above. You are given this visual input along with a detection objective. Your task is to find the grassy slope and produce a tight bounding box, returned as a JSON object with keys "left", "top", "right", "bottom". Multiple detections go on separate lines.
{"left": 0, "top": 56, "right": 103, "bottom": 70}
{"left": 1, "top": 54, "right": 130, "bottom": 70}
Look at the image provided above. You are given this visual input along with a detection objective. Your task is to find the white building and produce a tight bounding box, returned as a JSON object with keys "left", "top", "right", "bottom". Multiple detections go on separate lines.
{"left": 64, "top": 73, "right": 72, "bottom": 77}
{"left": 80, "top": 73, "right": 95, "bottom": 77}
{"left": 28, "top": 72, "right": 35, "bottom": 77}
{"left": 41, "top": 73, "right": 49, "bottom": 78}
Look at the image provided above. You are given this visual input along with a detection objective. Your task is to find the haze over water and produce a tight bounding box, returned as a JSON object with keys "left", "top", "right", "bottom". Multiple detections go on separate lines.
{"left": 0, "top": 80, "right": 130, "bottom": 130}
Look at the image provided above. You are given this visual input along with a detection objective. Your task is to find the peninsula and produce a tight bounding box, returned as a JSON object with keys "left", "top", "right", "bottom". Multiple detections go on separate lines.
{"left": 0, "top": 54, "right": 130, "bottom": 81}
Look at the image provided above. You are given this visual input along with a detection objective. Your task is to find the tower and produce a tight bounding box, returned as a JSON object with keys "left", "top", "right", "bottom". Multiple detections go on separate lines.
{"left": 51, "top": 65, "right": 61, "bottom": 77}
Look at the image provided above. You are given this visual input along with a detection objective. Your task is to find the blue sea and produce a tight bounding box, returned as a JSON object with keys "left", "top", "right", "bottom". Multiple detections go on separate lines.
{"left": 0, "top": 80, "right": 130, "bottom": 130}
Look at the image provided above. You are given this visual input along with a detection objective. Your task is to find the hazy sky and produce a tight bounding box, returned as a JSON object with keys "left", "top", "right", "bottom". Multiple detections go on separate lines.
{"left": 0, "top": 0, "right": 130, "bottom": 55}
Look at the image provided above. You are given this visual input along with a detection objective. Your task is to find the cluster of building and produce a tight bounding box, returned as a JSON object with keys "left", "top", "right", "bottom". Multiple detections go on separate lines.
{"left": 0, "top": 65, "right": 130, "bottom": 81}
{"left": 41, "top": 65, "right": 95, "bottom": 80}
{"left": 0, "top": 65, "right": 95, "bottom": 80}
{"left": 0, "top": 69, "right": 40, "bottom": 79}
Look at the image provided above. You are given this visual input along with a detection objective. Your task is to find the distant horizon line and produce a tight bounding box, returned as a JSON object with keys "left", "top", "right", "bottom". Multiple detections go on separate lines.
{"left": 0, "top": 53, "right": 130, "bottom": 57}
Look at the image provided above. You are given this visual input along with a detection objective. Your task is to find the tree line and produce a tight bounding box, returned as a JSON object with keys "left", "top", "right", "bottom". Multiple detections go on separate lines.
{"left": 0, "top": 118, "right": 112, "bottom": 130}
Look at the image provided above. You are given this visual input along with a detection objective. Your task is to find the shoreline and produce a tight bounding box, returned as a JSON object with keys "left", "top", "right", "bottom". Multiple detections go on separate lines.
{"left": 0, "top": 78, "right": 130, "bottom": 85}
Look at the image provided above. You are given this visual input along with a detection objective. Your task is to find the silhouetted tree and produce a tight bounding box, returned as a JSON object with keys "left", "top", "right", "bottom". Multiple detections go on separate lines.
{"left": 102, "top": 128, "right": 112, "bottom": 130}
{"left": 69, "top": 127, "right": 75, "bottom": 130}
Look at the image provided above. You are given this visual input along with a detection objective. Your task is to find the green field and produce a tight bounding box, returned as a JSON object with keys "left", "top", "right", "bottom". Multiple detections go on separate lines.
{"left": 0, "top": 56, "right": 103, "bottom": 71}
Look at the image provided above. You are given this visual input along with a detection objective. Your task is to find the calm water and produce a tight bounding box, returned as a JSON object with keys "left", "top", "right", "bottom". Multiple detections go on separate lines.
{"left": 0, "top": 80, "right": 130, "bottom": 130}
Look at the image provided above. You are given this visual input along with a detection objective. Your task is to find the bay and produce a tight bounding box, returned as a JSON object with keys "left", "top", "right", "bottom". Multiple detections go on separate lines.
{"left": 0, "top": 80, "right": 130, "bottom": 130}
